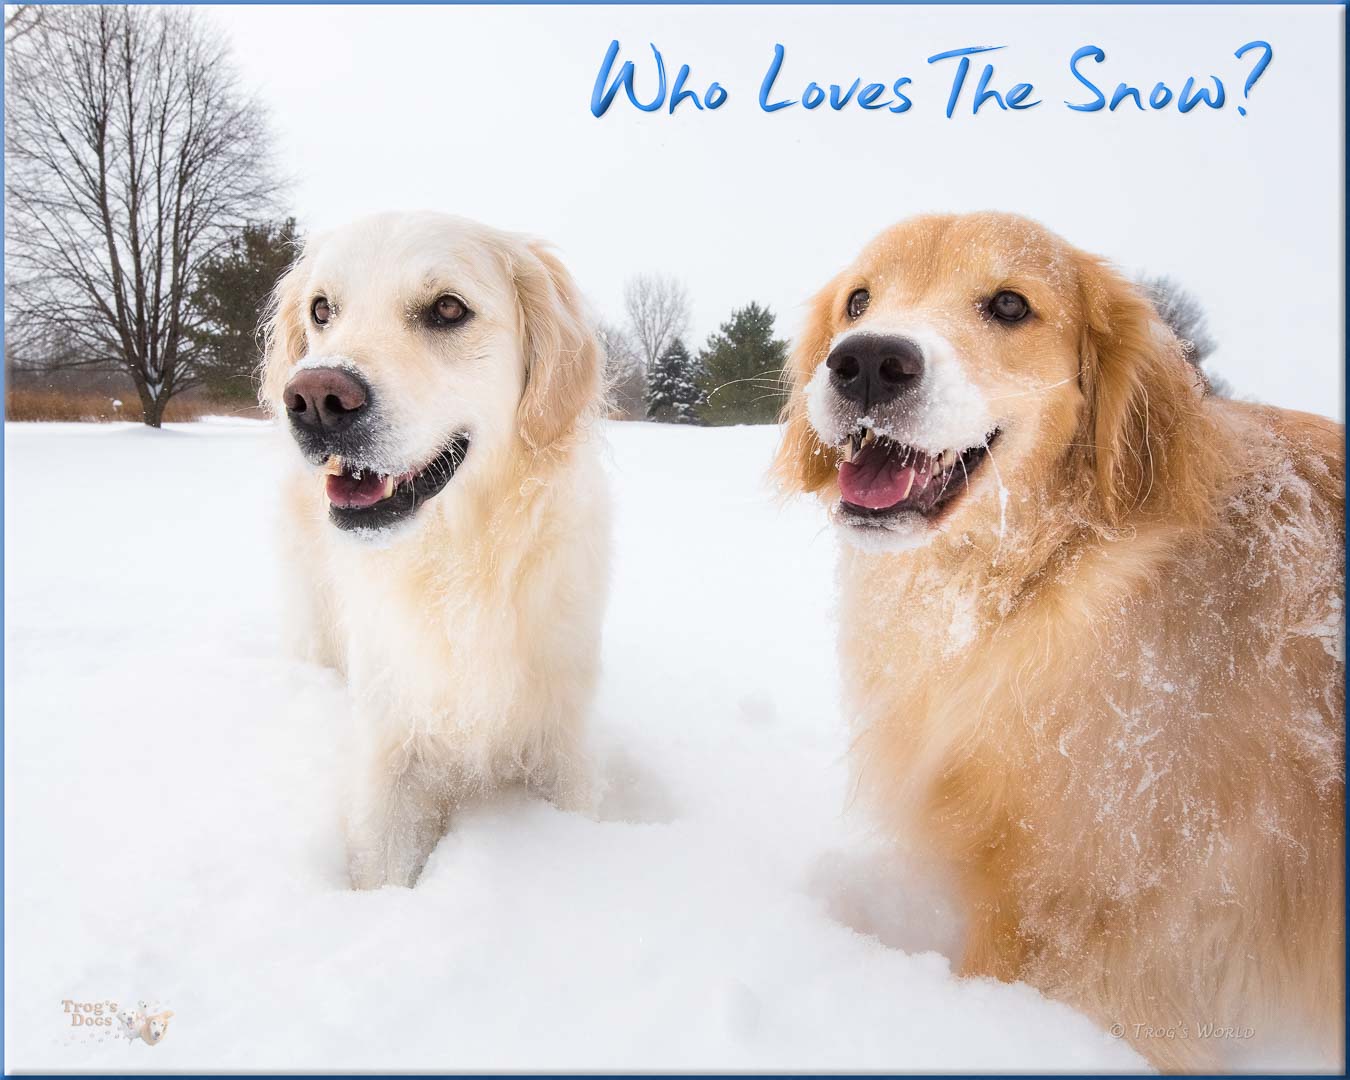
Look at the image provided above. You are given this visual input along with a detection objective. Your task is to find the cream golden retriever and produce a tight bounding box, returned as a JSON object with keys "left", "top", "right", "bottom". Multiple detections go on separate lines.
{"left": 260, "top": 211, "right": 608, "bottom": 890}
{"left": 775, "top": 212, "right": 1344, "bottom": 1071}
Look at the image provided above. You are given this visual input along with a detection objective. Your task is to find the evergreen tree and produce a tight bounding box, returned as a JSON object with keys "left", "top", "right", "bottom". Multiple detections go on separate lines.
{"left": 646, "top": 336, "right": 702, "bottom": 424}
{"left": 696, "top": 302, "right": 788, "bottom": 426}
{"left": 189, "top": 218, "right": 301, "bottom": 402}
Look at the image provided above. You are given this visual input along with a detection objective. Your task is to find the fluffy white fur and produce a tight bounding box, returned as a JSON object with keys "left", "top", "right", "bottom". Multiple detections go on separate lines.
{"left": 260, "top": 212, "right": 609, "bottom": 889}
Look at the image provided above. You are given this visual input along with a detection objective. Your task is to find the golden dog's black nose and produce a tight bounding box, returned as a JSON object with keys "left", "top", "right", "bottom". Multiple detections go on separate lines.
{"left": 284, "top": 367, "right": 369, "bottom": 433}
{"left": 826, "top": 335, "right": 924, "bottom": 412}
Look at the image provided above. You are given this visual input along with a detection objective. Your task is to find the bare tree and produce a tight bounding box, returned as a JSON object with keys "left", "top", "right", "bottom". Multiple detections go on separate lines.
{"left": 5, "top": 6, "right": 282, "bottom": 426}
{"left": 596, "top": 319, "right": 646, "bottom": 419}
{"left": 623, "top": 273, "right": 690, "bottom": 374}
{"left": 4, "top": 6, "right": 44, "bottom": 44}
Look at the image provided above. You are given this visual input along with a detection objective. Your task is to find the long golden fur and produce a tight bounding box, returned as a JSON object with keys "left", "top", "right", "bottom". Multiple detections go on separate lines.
{"left": 776, "top": 212, "right": 1344, "bottom": 1071}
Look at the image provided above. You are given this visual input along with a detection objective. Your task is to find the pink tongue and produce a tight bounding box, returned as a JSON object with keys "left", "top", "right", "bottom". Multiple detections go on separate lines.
{"left": 326, "top": 471, "right": 388, "bottom": 509}
{"left": 839, "top": 444, "right": 918, "bottom": 510}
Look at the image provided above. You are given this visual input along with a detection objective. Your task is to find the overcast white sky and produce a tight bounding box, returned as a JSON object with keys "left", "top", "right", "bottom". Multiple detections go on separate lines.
{"left": 214, "top": 4, "right": 1344, "bottom": 417}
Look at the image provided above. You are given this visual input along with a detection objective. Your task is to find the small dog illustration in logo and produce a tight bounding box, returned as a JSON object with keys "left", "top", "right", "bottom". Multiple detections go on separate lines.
{"left": 115, "top": 1009, "right": 141, "bottom": 1042}
{"left": 115, "top": 1003, "right": 173, "bottom": 1046}
{"left": 143, "top": 1011, "right": 173, "bottom": 1045}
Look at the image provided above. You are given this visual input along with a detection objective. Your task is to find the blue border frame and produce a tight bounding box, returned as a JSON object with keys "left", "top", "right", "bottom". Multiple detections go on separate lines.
{"left": 1, "top": 1, "right": 1346, "bottom": 1077}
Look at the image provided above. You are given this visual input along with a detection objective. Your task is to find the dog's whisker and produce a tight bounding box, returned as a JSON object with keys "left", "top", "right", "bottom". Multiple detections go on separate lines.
{"left": 936, "top": 459, "right": 956, "bottom": 502}
{"left": 706, "top": 372, "right": 792, "bottom": 403}
{"left": 986, "top": 375, "right": 1077, "bottom": 403}
{"left": 981, "top": 437, "right": 1009, "bottom": 561}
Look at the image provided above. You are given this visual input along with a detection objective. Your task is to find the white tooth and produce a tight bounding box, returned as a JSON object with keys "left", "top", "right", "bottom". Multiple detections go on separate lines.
{"left": 324, "top": 456, "right": 342, "bottom": 476}
{"left": 899, "top": 471, "right": 915, "bottom": 501}
{"left": 382, "top": 476, "right": 395, "bottom": 498}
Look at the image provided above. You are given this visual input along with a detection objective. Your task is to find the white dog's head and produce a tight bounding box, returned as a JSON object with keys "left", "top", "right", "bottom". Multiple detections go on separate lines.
{"left": 260, "top": 211, "right": 600, "bottom": 537}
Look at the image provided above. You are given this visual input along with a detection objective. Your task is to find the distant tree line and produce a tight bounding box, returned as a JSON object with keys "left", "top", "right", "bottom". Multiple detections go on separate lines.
{"left": 4, "top": 6, "right": 790, "bottom": 430}
{"left": 601, "top": 274, "right": 789, "bottom": 427}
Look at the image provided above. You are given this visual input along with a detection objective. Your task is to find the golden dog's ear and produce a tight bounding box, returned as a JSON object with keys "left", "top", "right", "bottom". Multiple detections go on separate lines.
{"left": 773, "top": 277, "right": 842, "bottom": 495}
{"left": 513, "top": 241, "right": 601, "bottom": 452}
{"left": 1078, "top": 256, "right": 1216, "bottom": 526}
{"left": 257, "top": 257, "right": 310, "bottom": 413}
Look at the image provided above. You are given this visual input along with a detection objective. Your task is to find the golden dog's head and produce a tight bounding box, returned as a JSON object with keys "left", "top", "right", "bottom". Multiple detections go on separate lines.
{"left": 775, "top": 212, "right": 1212, "bottom": 554}
{"left": 260, "top": 211, "right": 599, "bottom": 537}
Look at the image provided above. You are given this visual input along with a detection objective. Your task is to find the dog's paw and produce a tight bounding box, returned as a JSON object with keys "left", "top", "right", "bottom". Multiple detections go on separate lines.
{"left": 346, "top": 845, "right": 423, "bottom": 890}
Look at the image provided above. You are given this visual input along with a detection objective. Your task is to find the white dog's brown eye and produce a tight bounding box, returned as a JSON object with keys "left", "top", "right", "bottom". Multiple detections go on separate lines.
{"left": 846, "top": 289, "right": 870, "bottom": 320}
{"left": 431, "top": 294, "right": 470, "bottom": 327}
{"left": 311, "top": 297, "right": 331, "bottom": 326}
{"left": 990, "top": 290, "right": 1030, "bottom": 323}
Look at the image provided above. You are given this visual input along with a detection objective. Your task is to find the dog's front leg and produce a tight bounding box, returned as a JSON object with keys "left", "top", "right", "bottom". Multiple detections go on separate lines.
{"left": 958, "top": 891, "right": 1027, "bottom": 983}
{"left": 345, "top": 736, "right": 452, "bottom": 890}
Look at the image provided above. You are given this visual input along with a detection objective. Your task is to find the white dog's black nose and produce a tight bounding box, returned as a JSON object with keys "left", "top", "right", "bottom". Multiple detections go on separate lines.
{"left": 284, "top": 367, "right": 369, "bottom": 434}
{"left": 826, "top": 335, "right": 924, "bottom": 411}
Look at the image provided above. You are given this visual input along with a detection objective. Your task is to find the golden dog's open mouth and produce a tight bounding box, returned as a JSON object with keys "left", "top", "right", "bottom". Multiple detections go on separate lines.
{"left": 837, "top": 429, "right": 1000, "bottom": 520}
{"left": 323, "top": 434, "right": 470, "bottom": 532}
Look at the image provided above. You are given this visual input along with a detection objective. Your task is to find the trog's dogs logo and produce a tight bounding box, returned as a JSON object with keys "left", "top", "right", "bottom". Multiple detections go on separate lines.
{"left": 61, "top": 999, "right": 174, "bottom": 1046}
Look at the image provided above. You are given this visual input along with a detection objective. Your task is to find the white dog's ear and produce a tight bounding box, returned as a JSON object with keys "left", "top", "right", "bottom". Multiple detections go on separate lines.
{"left": 513, "top": 242, "right": 601, "bottom": 452}
{"left": 258, "top": 256, "right": 310, "bottom": 413}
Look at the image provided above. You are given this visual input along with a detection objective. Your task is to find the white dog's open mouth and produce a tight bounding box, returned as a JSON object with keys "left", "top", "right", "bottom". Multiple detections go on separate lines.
{"left": 323, "top": 435, "right": 470, "bottom": 531}
{"left": 837, "top": 428, "right": 1000, "bottom": 521}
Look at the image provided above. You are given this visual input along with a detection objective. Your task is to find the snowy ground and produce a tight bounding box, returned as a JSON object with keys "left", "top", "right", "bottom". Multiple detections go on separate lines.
{"left": 3, "top": 419, "right": 1146, "bottom": 1072}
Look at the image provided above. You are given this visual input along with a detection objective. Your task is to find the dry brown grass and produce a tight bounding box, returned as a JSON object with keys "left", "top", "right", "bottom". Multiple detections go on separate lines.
{"left": 5, "top": 387, "right": 266, "bottom": 423}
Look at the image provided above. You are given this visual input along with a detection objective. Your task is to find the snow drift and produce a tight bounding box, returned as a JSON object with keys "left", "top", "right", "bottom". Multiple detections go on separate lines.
{"left": 3, "top": 419, "right": 1146, "bottom": 1071}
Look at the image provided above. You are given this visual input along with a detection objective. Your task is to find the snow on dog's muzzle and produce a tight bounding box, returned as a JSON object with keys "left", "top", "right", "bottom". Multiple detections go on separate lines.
{"left": 838, "top": 428, "right": 999, "bottom": 517}
{"left": 806, "top": 324, "right": 1003, "bottom": 537}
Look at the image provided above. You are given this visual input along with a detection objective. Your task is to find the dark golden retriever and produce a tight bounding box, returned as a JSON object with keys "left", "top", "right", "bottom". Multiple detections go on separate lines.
{"left": 776, "top": 211, "right": 1344, "bottom": 1071}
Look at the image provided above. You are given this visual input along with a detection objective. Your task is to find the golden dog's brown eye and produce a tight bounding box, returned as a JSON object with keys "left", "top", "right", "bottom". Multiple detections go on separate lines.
{"left": 990, "top": 290, "right": 1030, "bottom": 323}
{"left": 311, "top": 297, "right": 331, "bottom": 326}
{"left": 431, "top": 294, "right": 470, "bottom": 327}
{"left": 846, "top": 288, "right": 870, "bottom": 320}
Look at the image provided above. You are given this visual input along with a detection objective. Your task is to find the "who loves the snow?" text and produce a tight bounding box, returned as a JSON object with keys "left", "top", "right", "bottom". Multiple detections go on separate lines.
{"left": 590, "top": 40, "right": 1274, "bottom": 119}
